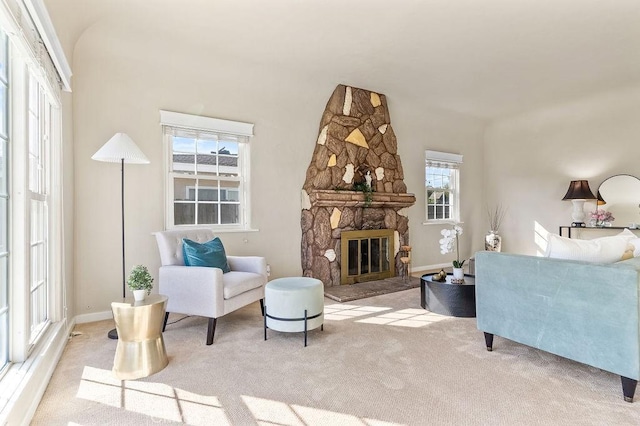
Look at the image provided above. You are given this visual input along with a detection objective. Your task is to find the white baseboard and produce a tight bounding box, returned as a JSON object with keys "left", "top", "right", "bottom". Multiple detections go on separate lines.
{"left": 412, "top": 259, "right": 475, "bottom": 276}
{"left": 75, "top": 310, "right": 113, "bottom": 324}
{"left": 412, "top": 263, "right": 450, "bottom": 273}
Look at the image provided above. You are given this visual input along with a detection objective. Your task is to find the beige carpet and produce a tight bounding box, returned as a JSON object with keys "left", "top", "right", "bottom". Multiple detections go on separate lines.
{"left": 32, "top": 288, "right": 638, "bottom": 425}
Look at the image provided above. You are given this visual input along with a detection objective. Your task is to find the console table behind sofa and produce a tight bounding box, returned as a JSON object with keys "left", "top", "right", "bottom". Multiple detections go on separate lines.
{"left": 475, "top": 251, "right": 640, "bottom": 402}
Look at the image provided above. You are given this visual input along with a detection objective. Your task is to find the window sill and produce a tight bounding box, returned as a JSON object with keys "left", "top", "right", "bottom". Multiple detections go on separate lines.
{"left": 422, "top": 221, "right": 464, "bottom": 226}
{"left": 168, "top": 226, "right": 259, "bottom": 234}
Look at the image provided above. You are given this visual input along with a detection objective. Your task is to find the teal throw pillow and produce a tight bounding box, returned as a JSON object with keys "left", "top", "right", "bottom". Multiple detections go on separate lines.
{"left": 182, "top": 237, "right": 231, "bottom": 273}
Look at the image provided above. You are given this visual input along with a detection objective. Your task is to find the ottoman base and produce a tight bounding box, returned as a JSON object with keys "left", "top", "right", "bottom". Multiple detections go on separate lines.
{"left": 264, "top": 308, "right": 324, "bottom": 347}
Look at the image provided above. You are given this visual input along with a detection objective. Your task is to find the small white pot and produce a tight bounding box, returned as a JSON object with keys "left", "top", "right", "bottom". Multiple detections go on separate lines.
{"left": 452, "top": 267, "right": 465, "bottom": 281}
{"left": 132, "top": 289, "right": 146, "bottom": 302}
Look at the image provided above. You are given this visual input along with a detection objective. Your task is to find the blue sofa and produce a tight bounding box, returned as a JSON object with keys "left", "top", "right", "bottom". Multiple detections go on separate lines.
{"left": 475, "top": 251, "right": 640, "bottom": 402}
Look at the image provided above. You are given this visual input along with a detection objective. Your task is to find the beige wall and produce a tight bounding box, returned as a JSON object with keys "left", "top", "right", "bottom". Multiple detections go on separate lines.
{"left": 484, "top": 84, "right": 640, "bottom": 255}
{"left": 68, "top": 20, "right": 486, "bottom": 316}
{"left": 57, "top": 7, "right": 640, "bottom": 319}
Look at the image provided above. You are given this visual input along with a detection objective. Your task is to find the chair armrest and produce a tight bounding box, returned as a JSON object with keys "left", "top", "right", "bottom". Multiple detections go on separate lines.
{"left": 227, "top": 256, "right": 267, "bottom": 280}
{"left": 159, "top": 265, "right": 224, "bottom": 317}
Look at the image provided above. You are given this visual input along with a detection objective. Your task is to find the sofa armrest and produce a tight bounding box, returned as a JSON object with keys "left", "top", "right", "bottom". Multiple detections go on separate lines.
{"left": 227, "top": 256, "right": 267, "bottom": 279}
{"left": 159, "top": 265, "right": 224, "bottom": 317}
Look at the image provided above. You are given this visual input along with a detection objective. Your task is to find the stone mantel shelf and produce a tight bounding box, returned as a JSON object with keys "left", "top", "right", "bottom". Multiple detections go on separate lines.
{"left": 308, "top": 190, "right": 416, "bottom": 209}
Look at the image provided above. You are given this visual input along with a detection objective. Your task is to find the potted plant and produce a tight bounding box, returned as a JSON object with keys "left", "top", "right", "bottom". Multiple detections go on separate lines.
{"left": 439, "top": 224, "right": 465, "bottom": 282}
{"left": 127, "top": 265, "right": 154, "bottom": 302}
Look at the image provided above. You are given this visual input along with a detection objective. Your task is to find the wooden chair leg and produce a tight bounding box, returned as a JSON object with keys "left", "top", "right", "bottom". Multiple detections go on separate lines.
{"left": 162, "top": 312, "right": 170, "bottom": 332}
{"left": 206, "top": 317, "right": 217, "bottom": 345}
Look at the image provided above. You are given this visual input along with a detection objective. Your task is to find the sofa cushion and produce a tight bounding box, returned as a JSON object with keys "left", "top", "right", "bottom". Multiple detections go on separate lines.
{"left": 546, "top": 232, "right": 632, "bottom": 263}
{"left": 222, "top": 271, "right": 265, "bottom": 299}
{"left": 182, "top": 237, "right": 231, "bottom": 273}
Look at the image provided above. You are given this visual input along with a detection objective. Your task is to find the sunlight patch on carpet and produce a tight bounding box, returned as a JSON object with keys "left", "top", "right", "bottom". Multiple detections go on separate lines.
{"left": 323, "top": 304, "right": 448, "bottom": 327}
{"left": 76, "top": 366, "right": 230, "bottom": 425}
{"left": 242, "top": 395, "right": 406, "bottom": 426}
{"left": 324, "top": 304, "right": 392, "bottom": 321}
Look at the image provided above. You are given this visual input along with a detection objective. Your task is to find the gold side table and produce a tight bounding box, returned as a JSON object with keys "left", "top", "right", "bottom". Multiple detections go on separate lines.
{"left": 111, "top": 294, "right": 169, "bottom": 380}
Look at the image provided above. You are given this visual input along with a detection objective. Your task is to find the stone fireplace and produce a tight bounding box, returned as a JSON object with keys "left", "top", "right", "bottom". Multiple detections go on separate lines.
{"left": 301, "top": 85, "right": 416, "bottom": 287}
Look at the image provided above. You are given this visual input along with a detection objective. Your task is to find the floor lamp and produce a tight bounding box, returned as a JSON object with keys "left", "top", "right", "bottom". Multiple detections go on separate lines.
{"left": 92, "top": 133, "right": 150, "bottom": 339}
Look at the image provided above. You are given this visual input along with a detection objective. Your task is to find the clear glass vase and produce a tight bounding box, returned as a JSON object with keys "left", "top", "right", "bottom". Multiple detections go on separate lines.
{"left": 485, "top": 230, "right": 502, "bottom": 252}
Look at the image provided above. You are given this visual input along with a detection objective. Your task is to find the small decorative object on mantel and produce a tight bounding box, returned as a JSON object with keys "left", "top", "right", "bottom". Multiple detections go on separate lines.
{"left": 127, "top": 265, "right": 154, "bottom": 302}
{"left": 432, "top": 269, "right": 447, "bottom": 282}
{"left": 439, "top": 224, "right": 465, "bottom": 283}
{"left": 589, "top": 209, "right": 614, "bottom": 227}
{"left": 485, "top": 204, "right": 506, "bottom": 252}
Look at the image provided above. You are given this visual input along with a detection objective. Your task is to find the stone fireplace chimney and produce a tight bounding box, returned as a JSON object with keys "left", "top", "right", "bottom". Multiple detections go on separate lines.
{"left": 301, "top": 84, "right": 415, "bottom": 287}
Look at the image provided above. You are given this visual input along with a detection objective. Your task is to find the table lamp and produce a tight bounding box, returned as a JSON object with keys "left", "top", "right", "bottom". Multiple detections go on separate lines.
{"left": 562, "top": 180, "right": 596, "bottom": 227}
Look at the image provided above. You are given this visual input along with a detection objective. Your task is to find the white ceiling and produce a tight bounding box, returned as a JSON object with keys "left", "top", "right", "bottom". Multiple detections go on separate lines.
{"left": 45, "top": 0, "right": 640, "bottom": 120}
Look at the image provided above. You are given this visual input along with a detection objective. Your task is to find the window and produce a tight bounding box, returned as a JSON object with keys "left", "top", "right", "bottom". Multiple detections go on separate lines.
{"left": 0, "top": 0, "right": 69, "bottom": 421}
{"left": 160, "top": 111, "right": 254, "bottom": 230}
{"left": 27, "top": 75, "right": 53, "bottom": 344}
{"left": 425, "top": 150, "right": 463, "bottom": 222}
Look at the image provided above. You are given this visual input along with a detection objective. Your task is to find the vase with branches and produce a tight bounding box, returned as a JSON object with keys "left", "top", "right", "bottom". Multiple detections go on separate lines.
{"left": 486, "top": 204, "right": 507, "bottom": 252}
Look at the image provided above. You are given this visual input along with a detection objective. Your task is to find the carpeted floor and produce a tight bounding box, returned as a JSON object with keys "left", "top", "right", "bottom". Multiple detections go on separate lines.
{"left": 31, "top": 287, "right": 639, "bottom": 425}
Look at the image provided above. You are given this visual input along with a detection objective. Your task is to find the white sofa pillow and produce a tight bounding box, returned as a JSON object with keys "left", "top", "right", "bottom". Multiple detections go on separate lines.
{"left": 546, "top": 233, "right": 631, "bottom": 263}
{"left": 630, "top": 238, "right": 640, "bottom": 257}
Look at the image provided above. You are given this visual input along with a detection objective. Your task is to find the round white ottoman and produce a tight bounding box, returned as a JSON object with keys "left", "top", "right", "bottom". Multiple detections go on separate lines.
{"left": 264, "top": 277, "right": 324, "bottom": 346}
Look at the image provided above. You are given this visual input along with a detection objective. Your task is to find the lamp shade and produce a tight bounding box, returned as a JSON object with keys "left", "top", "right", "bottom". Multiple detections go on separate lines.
{"left": 561, "top": 180, "right": 596, "bottom": 200}
{"left": 596, "top": 190, "right": 606, "bottom": 206}
{"left": 91, "top": 133, "right": 150, "bottom": 164}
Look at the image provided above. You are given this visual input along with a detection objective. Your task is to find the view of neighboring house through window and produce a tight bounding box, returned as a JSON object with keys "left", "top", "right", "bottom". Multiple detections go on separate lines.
{"left": 161, "top": 110, "right": 254, "bottom": 230}
{"left": 0, "top": 29, "right": 8, "bottom": 374}
{"left": 425, "top": 150, "right": 463, "bottom": 222}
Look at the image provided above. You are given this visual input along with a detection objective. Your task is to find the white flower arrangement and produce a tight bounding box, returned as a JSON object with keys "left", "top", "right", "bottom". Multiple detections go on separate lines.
{"left": 439, "top": 224, "right": 465, "bottom": 268}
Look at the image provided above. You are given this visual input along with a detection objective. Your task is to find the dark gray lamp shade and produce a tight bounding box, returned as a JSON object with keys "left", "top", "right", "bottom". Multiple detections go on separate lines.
{"left": 562, "top": 180, "right": 596, "bottom": 200}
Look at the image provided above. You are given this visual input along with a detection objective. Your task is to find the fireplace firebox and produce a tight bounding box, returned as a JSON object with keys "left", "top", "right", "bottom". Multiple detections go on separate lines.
{"left": 340, "top": 229, "right": 395, "bottom": 284}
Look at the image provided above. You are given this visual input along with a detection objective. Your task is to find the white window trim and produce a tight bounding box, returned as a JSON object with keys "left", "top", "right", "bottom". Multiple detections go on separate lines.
{"left": 160, "top": 110, "right": 253, "bottom": 137}
{"left": 22, "top": 0, "right": 72, "bottom": 91}
{"left": 160, "top": 110, "right": 257, "bottom": 232}
{"left": 424, "top": 150, "right": 463, "bottom": 225}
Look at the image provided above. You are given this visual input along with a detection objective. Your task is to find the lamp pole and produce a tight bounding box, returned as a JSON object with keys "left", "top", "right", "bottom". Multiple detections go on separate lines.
{"left": 120, "top": 158, "right": 125, "bottom": 299}
{"left": 108, "top": 159, "right": 126, "bottom": 340}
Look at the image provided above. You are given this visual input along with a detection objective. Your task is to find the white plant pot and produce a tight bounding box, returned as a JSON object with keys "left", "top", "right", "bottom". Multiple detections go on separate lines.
{"left": 132, "top": 289, "right": 146, "bottom": 302}
{"left": 452, "top": 267, "right": 465, "bottom": 281}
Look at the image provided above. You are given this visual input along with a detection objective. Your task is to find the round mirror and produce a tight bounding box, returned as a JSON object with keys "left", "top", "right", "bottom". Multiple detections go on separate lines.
{"left": 597, "top": 174, "right": 640, "bottom": 226}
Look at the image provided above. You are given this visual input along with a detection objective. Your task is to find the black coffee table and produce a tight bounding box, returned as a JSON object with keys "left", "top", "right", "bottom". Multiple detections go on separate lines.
{"left": 420, "top": 273, "right": 476, "bottom": 317}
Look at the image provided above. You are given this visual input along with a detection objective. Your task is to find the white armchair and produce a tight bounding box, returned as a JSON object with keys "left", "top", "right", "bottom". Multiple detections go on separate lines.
{"left": 155, "top": 228, "right": 267, "bottom": 345}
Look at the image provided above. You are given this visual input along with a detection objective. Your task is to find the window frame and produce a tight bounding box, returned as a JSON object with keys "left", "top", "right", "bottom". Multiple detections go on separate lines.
{"left": 0, "top": 28, "right": 8, "bottom": 376}
{"left": 425, "top": 150, "right": 463, "bottom": 224}
{"left": 160, "top": 110, "right": 254, "bottom": 231}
